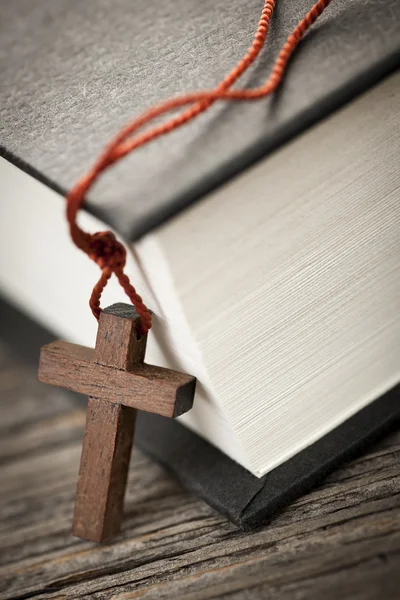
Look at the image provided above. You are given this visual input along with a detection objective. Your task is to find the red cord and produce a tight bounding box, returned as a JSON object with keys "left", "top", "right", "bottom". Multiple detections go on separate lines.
{"left": 66, "top": 0, "right": 332, "bottom": 335}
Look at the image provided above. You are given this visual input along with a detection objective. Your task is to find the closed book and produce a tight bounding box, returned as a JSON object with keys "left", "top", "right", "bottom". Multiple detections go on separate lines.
{"left": 1, "top": 0, "right": 399, "bottom": 526}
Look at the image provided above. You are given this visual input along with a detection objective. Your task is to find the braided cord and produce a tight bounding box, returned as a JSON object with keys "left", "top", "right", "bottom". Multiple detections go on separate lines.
{"left": 67, "top": 0, "right": 332, "bottom": 334}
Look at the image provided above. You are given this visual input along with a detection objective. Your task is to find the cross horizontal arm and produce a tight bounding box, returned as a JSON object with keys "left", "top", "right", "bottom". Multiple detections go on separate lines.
{"left": 38, "top": 340, "right": 195, "bottom": 418}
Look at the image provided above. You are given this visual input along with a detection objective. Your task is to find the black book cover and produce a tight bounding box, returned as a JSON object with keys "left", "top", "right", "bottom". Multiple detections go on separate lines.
{"left": 1, "top": 297, "right": 399, "bottom": 528}
{"left": 1, "top": 0, "right": 399, "bottom": 239}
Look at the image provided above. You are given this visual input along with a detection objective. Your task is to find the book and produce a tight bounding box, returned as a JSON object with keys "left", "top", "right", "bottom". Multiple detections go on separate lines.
{"left": 1, "top": 0, "right": 399, "bottom": 525}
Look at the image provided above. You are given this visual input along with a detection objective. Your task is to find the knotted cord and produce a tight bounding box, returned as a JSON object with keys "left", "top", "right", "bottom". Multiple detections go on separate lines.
{"left": 66, "top": 0, "right": 333, "bottom": 335}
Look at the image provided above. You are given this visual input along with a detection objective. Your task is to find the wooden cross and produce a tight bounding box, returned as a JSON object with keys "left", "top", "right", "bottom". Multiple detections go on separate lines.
{"left": 38, "top": 303, "right": 196, "bottom": 542}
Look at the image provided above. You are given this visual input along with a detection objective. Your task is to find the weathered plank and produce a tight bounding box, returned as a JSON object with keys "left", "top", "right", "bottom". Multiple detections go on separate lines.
{"left": 0, "top": 338, "right": 399, "bottom": 600}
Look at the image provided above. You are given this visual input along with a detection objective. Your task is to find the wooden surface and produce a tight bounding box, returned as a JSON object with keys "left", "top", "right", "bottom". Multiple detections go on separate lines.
{"left": 95, "top": 304, "right": 148, "bottom": 371}
{"left": 38, "top": 340, "right": 195, "bottom": 418}
{"left": 1, "top": 338, "right": 400, "bottom": 599}
{"left": 73, "top": 304, "right": 146, "bottom": 542}
{"left": 38, "top": 303, "right": 196, "bottom": 543}
{"left": 72, "top": 399, "right": 136, "bottom": 543}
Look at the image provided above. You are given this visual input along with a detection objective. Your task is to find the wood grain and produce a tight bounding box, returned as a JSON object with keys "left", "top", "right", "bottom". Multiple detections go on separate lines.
{"left": 73, "top": 305, "right": 144, "bottom": 542}
{"left": 38, "top": 340, "right": 195, "bottom": 418}
{"left": 72, "top": 399, "right": 136, "bottom": 542}
{"left": 37, "top": 303, "right": 196, "bottom": 543}
{"left": 95, "top": 303, "right": 148, "bottom": 371}
{"left": 1, "top": 338, "right": 399, "bottom": 599}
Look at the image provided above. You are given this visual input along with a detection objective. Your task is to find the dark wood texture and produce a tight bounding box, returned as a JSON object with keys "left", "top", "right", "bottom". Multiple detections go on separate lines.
{"left": 95, "top": 303, "right": 148, "bottom": 370}
{"left": 38, "top": 340, "right": 195, "bottom": 418}
{"left": 72, "top": 399, "right": 136, "bottom": 542}
{"left": 72, "top": 306, "right": 146, "bottom": 542}
{"left": 37, "top": 304, "right": 196, "bottom": 543}
{"left": 1, "top": 338, "right": 399, "bottom": 599}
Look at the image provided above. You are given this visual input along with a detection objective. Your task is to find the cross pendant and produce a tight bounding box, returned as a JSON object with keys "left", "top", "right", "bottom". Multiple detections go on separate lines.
{"left": 38, "top": 303, "right": 196, "bottom": 542}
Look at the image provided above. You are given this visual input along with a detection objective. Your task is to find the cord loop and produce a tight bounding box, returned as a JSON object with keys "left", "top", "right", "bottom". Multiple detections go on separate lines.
{"left": 66, "top": 0, "right": 333, "bottom": 335}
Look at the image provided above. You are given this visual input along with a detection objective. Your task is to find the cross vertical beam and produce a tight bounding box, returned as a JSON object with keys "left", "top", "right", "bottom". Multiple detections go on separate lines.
{"left": 73, "top": 399, "right": 136, "bottom": 541}
{"left": 73, "top": 304, "right": 147, "bottom": 542}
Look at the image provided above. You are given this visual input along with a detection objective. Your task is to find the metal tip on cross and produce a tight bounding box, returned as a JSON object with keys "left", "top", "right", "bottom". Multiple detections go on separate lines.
{"left": 38, "top": 303, "right": 196, "bottom": 542}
